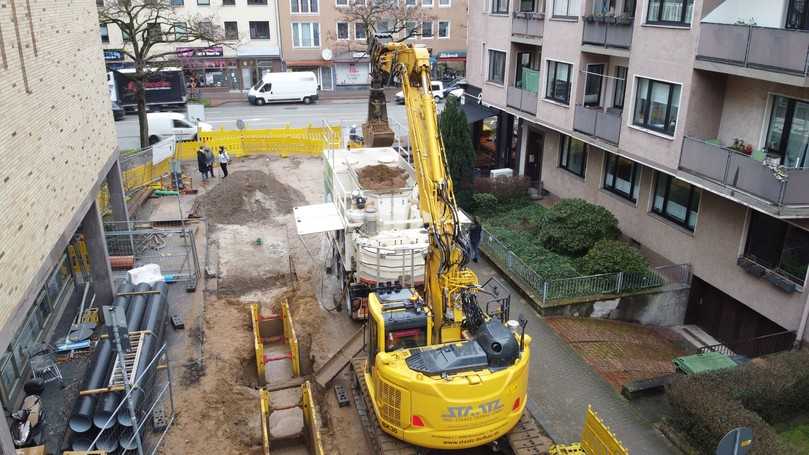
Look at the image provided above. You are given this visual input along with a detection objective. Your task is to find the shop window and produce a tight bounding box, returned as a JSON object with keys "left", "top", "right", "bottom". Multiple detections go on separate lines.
{"left": 652, "top": 172, "right": 700, "bottom": 230}
{"left": 545, "top": 60, "right": 572, "bottom": 104}
{"left": 250, "top": 21, "right": 271, "bottom": 39}
{"left": 646, "top": 0, "right": 693, "bottom": 25}
{"left": 336, "top": 22, "right": 349, "bottom": 40}
{"left": 603, "top": 153, "right": 641, "bottom": 201}
{"left": 292, "top": 22, "right": 320, "bottom": 47}
{"left": 633, "top": 77, "right": 681, "bottom": 136}
{"left": 559, "top": 136, "right": 587, "bottom": 177}
{"left": 224, "top": 22, "right": 239, "bottom": 40}
{"left": 291, "top": 0, "right": 319, "bottom": 13}
{"left": 745, "top": 212, "right": 809, "bottom": 285}
{"left": 421, "top": 21, "right": 433, "bottom": 38}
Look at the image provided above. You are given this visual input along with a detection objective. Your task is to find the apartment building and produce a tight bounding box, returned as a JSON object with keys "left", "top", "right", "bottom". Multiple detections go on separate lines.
{"left": 0, "top": 0, "right": 124, "bottom": 450}
{"left": 276, "top": 0, "right": 469, "bottom": 90}
{"left": 101, "top": 0, "right": 284, "bottom": 90}
{"left": 466, "top": 0, "right": 809, "bottom": 347}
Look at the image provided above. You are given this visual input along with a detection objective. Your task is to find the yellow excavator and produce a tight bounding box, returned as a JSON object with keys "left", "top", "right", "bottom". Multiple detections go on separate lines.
{"left": 350, "top": 37, "right": 547, "bottom": 453}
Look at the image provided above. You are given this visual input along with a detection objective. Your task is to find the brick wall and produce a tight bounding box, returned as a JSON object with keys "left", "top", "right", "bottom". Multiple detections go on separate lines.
{"left": 0, "top": 0, "right": 116, "bottom": 326}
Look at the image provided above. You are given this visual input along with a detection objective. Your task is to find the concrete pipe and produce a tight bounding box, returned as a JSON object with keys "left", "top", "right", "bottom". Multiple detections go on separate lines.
{"left": 93, "top": 282, "right": 152, "bottom": 430}
{"left": 119, "top": 427, "right": 141, "bottom": 450}
{"left": 95, "top": 427, "right": 119, "bottom": 452}
{"left": 70, "top": 429, "right": 97, "bottom": 452}
{"left": 68, "top": 282, "right": 134, "bottom": 433}
{"left": 119, "top": 281, "right": 169, "bottom": 427}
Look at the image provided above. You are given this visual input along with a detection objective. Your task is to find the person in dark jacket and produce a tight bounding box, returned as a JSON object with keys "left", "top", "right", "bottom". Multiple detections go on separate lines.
{"left": 196, "top": 147, "right": 208, "bottom": 182}
{"left": 469, "top": 216, "right": 482, "bottom": 263}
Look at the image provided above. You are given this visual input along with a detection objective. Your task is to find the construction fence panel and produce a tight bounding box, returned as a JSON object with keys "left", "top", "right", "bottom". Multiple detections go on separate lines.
{"left": 175, "top": 125, "right": 342, "bottom": 159}
{"left": 579, "top": 406, "right": 629, "bottom": 455}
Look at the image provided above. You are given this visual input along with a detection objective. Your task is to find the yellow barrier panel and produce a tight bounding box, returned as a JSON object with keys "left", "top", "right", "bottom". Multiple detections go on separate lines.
{"left": 281, "top": 299, "right": 301, "bottom": 377}
{"left": 251, "top": 304, "right": 266, "bottom": 383}
{"left": 176, "top": 125, "right": 341, "bottom": 160}
{"left": 549, "top": 406, "right": 628, "bottom": 455}
{"left": 259, "top": 388, "right": 271, "bottom": 455}
{"left": 301, "top": 381, "right": 326, "bottom": 455}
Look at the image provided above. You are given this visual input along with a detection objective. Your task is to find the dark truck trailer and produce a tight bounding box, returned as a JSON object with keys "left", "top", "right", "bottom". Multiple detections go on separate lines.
{"left": 110, "top": 68, "right": 188, "bottom": 113}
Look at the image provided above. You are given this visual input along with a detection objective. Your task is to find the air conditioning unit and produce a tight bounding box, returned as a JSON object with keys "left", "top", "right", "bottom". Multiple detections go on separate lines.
{"left": 490, "top": 168, "right": 514, "bottom": 179}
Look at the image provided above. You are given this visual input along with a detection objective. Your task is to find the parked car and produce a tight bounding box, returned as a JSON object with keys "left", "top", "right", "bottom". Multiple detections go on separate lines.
{"left": 146, "top": 112, "right": 212, "bottom": 144}
{"left": 111, "top": 101, "right": 125, "bottom": 121}
{"left": 247, "top": 72, "right": 320, "bottom": 105}
{"left": 443, "top": 79, "right": 467, "bottom": 99}
{"left": 395, "top": 81, "right": 446, "bottom": 104}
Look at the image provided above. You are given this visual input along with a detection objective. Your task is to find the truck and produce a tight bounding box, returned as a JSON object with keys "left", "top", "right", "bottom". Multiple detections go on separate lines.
{"left": 108, "top": 67, "right": 188, "bottom": 113}
{"left": 247, "top": 71, "right": 320, "bottom": 105}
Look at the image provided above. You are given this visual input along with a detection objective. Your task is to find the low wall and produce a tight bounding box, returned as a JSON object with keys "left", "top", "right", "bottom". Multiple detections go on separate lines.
{"left": 543, "top": 287, "right": 691, "bottom": 327}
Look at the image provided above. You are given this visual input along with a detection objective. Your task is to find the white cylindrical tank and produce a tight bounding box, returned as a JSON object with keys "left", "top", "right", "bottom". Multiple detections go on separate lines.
{"left": 364, "top": 207, "right": 378, "bottom": 236}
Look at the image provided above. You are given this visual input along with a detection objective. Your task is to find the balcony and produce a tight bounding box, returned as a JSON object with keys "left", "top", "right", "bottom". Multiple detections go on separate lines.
{"left": 512, "top": 12, "right": 544, "bottom": 43}
{"left": 679, "top": 137, "right": 809, "bottom": 215}
{"left": 582, "top": 16, "right": 633, "bottom": 54}
{"left": 573, "top": 105, "right": 622, "bottom": 144}
{"left": 507, "top": 86, "right": 538, "bottom": 115}
{"left": 696, "top": 23, "right": 809, "bottom": 86}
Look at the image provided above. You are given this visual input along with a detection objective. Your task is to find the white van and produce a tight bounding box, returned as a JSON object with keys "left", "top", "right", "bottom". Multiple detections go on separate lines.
{"left": 247, "top": 71, "right": 320, "bottom": 105}
{"left": 147, "top": 113, "right": 213, "bottom": 144}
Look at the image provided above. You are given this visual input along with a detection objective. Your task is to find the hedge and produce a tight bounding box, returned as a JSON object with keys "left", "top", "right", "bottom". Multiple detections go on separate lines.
{"left": 537, "top": 199, "right": 619, "bottom": 257}
{"left": 577, "top": 240, "right": 649, "bottom": 276}
{"left": 667, "top": 350, "right": 809, "bottom": 454}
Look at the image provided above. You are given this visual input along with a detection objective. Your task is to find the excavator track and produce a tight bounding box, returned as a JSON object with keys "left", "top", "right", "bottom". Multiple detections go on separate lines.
{"left": 350, "top": 358, "right": 552, "bottom": 455}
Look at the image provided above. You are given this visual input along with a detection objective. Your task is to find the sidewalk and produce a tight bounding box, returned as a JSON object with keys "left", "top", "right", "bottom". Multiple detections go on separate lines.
{"left": 471, "top": 257, "right": 678, "bottom": 454}
{"left": 197, "top": 87, "right": 396, "bottom": 107}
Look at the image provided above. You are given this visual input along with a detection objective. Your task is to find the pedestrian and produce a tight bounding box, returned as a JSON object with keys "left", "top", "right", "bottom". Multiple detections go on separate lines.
{"left": 203, "top": 143, "right": 214, "bottom": 179}
{"left": 196, "top": 147, "right": 208, "bottom": 182}
{"left": 469, "top": 216, "right": 482, "bottom": 263}
{"left": 218, "top": 146, "right": 231, "bottom": 178}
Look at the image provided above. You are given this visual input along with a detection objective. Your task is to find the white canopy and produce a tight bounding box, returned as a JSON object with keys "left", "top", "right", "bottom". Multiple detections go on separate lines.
{"left": 293, "top": 203, "right": 346, "bottom": 235}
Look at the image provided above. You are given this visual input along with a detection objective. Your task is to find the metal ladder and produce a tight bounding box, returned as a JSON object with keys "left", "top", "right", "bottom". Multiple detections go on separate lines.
{"left": 108, "top": 331, "right": 149, "bottom": 387}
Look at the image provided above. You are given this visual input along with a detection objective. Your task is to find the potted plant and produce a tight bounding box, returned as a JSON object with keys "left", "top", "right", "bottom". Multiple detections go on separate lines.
{"left": 729, "top": 138, "right": 753, "bottom": 156}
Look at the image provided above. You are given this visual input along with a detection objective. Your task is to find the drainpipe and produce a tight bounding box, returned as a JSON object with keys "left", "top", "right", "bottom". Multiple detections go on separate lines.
{"left": 794, "top": 267, "right": 809, "bottom": 350}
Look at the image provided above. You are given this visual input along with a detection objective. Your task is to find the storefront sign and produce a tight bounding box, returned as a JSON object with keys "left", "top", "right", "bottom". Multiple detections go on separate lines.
{"left": 176, "top": 46, "right": 224, "bottom": 58}
{"left": 438, "top": 51, "right": 467, "bottom": 60}
{"left": 104, "top": 49, "right": 124, "bottom": 61}
{"left": 335, "top": 62, "right": 370, "bottom": 86}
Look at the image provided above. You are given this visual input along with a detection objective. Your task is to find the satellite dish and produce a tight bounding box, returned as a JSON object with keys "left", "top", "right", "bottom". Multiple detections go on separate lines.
{"left": 236, "top": 119, "right": 246, "bottom": 130}
{"left": 322, "top": 48, "right": 333, "bottom": 61}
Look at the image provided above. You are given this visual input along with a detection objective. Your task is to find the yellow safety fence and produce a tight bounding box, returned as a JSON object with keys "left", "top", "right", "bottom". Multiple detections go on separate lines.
{"left": 549, "top": 406, "right": 629, "bottom": 455}
{"left": 176, "top": 125, "right": 341, "bottom": 159}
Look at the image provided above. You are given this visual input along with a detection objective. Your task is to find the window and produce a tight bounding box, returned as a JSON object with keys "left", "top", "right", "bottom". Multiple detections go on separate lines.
{"left": 406, "top": 0, "right": 416, "bottom": 5}
{"left": 584, "top": 64, "right": 604, "bottom": 107}
{"left": 438, "top": 20, "right": 450, "bottom": 38}
{"left": 292, "top": 22, "right": 320, "bottom": 47}
{"left": 223, "top": 0, "right": 235, "bottom": 4}
{"left": 623, "top": 0, "right": 636, "bottom": 16}
{"left": 765, "top": 95, "right": 809, "bottom": 168}
{"left": 199, "top": 21, "right": 214, "bottom": 35}
{"left": 646, "top": 0, "right": 693, "bottom": 25}
{"left": 405, "top": 21, "right": 418, "bottom": 38}
{"left": 559, "top": 136, "right": 587, "bottom": 177}
{"left": 46, "top": 254, "right": 71, "bottom": 304}
{"left": 336, "top": 0, "right": 348, "bottom": 5}
{"left": 613, "top": 66, "right": 627, "bottom": 109}
{"left": 376, "top": 21, "right": 391, "bottom": 33}
{"left": 291, "top": 0, "right": 318, "bottom": 13}
{"left": 224, "top": 21, "right": 239, "bottom": 40}
{"left": 100, "top": 24, "right": 109, "bottom": 43}
{"left": 355, "top": 22, "right": 367, "bottom": 39}
{"left": 491, "top": 0, "right": 508, "bottom": 14}
{"left": 122, "top": 27, "right": 131, "bottom": 42}
{"left": 337, "top": 22, "right": 349, "bottom": 39}
{"left": 174, "top": 22, "right": 188, "bottom": 40}
{"left": 515, "top": 52, "right": 538, "bottom": 89}
{"left": 593, "top": 0, "right": 614, "bottom": 14}
{"left": 519, "top": 0, "right": 535, "bottom": 12}
{"left": 248, "top": 0, "right": 268, "bottom": 4}
{"left": 250, "top": 21, "right": 271, "bottom": 39}
{"left": 553, "top": 0, "right": 579, "bottom": 16}
{"left": 787, "top": 0, "right": 809, "bottom": 30}
{"left": 439, "top": 0, "right": 450, "bottom": 6}
{"left": 421, "top": 21, "right": 433, "bottom": 38}
{"left": 745, "top": 212, "right": 809, "bottom": 285}
{"left": 423, "top": 0, "right": 433, "bottom": 6}
{"left": 603, "top": 154, "right": 641, "bottom": 201}
{"left": 147, "top": 23, "right": 162, "bottom": 42}
{"left": 487, "top": 49, "right": 506, "bottom": 84}
{"left": 545, "top": 60, "right": 572, "bottom": 104}
{"left": 652, "top": 172, "right": 700, "bottom": 230}
{"left": 197, "top": 0, "right": 210, "bottom": 5}
{"left": 170, "top": 0, "right": 184, "bottom": 5}
{"left": 633, "top": 77, "right": 681, "bottom": 135}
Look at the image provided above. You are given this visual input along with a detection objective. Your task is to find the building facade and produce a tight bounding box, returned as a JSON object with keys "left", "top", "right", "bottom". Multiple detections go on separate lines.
{"left": 101, "top": 0, "right": 285, "bottom": 90}
{"left": 274, "top": 0, "right": 470, "bottom": 89}
{"left": 0, "top": 0, "right": 125, "bottom": 451}
{"left": 466, "top": 0, "right": 809, "bottom": 345}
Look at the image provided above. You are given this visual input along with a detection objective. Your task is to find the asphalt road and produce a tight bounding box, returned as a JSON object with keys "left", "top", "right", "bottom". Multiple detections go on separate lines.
{"left": 115, "top": 98, "right": 421, "bottom": 150}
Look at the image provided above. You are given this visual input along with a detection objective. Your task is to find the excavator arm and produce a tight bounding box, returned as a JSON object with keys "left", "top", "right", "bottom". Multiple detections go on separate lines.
{"left": 368, "top": 37, "right": 476, "bottom": 342}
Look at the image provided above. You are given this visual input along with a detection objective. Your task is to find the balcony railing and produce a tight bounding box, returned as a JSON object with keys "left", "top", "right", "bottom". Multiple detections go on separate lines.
{"left": 582, "top": 17, "right": 634, "bottom": 49}
{"left": 573, "top": 105, "right": 622, "bottom": 144}
{"left": 698, "top": 330, "right": 796, "bottom": 359}
{"left": 507, "top": 86, "right": 538, "bottom": 115}
{"left": 512, "top": 12, "right": 545, "bottom": 39}
{"left": 679, "top": 137, "right": 809, "bottom": 207}
{"left": 697, "top": 23, "right": 809, "bottom": 76}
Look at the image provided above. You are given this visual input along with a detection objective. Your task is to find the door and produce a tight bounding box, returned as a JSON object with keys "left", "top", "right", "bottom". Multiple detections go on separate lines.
{"left": 321, "top": 66, "right": 334, "bottom": 91}
{"left": 524, "top": 130, "right": 543, "bottom": 184}
{"left": 584, "top": 64, "right": 605, "bottom": 107}
{"left": 241, "top": 68, "right": 254, "bottom": 91}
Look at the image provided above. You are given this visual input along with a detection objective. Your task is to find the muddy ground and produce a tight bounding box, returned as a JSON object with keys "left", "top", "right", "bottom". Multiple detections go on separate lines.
{"left": 158, "top": 155, "right": 370, "bottom": 455}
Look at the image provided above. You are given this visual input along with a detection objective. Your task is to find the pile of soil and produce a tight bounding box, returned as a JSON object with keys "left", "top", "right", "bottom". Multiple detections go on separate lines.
{"left": 357, "top": 164, "right": 407, "bottom": 191}
{"left": 191, "top": 169, "right": 305, "bottom": 225}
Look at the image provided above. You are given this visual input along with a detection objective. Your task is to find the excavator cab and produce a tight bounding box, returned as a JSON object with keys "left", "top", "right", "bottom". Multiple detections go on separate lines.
{"left": 366, "top": 284, "right": 431, "bottom": 371}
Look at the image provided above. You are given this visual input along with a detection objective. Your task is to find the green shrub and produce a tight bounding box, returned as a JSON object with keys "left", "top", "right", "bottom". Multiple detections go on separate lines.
{"left": 538, "top": 199, "right": 619, "bottom": 256}
{"left": 473, "top": 176, "right": 531, "bottom": 206}
{"left": 483, "top": 224, "right": 578, "bottom": 279}
{"left": 577, "top": 240, "right": 649, "bottom": 275}
{"left": 472, "top": 193, "right": 498, "bottom": 215}
{"left": 482, "top": 204, "right": 546, "bottom": 234}
{"left": 456, "top": 189, "right": 475, "bottom": 212}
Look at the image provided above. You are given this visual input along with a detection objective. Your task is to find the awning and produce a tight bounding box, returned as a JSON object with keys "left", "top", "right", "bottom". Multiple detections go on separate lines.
{"left": 293, "top": 203, "right": 346, "bottom": 235}
{"left": 461, "top": 100, "right": 498, "bottom": 124}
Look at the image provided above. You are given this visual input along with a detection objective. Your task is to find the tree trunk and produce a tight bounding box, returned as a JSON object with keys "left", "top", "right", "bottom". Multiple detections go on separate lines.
{"left": 135, "top": 70, "right": 149, "bottom": 148}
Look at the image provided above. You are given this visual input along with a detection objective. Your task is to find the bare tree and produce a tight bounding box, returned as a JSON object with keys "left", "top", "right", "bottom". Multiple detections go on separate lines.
{"left": 99, "top": 0, "right": 225, "bottom": 147}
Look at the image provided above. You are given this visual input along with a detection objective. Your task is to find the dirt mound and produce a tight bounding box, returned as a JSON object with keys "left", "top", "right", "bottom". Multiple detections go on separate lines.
{"left": 191, "top": 169, "right": 306, "bottom": 225}
{"left": 357, "top": 164, "right": 407, "bottom": 191}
